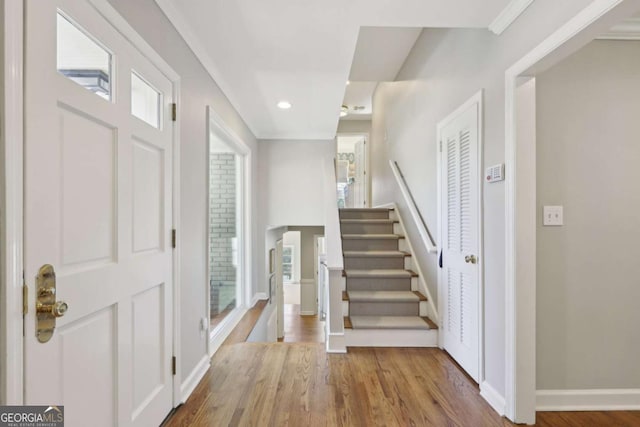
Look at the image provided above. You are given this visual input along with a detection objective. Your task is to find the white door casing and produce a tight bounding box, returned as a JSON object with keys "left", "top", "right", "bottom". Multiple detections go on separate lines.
{"left": 24, "top": 1, "right": 174, "bottom": 426}
{"left": 438, "top": 92, "right": 483, "bottom": 383}
{"left": 276, "top": 239, "right": 284, "bottom": 339}
{"left": 354, "top": 139, "right": 366, "bottom": 207}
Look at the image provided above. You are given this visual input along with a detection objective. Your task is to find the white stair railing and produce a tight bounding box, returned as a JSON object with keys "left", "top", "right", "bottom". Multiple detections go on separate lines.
{"left": 323, "top": 156, "right": 346, "bottom": 353}
{"left": 389, "top": 160, "right": 437, "bottom": 253}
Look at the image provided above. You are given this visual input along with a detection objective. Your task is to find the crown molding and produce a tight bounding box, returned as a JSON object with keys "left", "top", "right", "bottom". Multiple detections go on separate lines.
{"left": 489, "top": 0, "right": 536, "bottom": 35}
{"left": 598, "top": 17, "right": 640, "bottom": 40}
{"left": 153, "top": 0, "right": 258, "bottom": 137}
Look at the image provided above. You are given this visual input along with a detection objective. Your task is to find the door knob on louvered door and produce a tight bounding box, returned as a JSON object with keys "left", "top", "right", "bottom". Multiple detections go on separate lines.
{"left": 464, "top": 255, "right": 477, "bottom": 264}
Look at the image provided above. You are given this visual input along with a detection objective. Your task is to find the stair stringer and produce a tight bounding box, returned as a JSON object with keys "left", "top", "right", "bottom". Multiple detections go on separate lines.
{"left": 378, "top": 202, "right": 440, "bottom": 326}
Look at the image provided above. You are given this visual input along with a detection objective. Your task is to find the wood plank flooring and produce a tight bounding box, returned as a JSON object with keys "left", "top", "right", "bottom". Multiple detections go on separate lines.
{"left": 280, "top": 303, "right": 325, "bottom": 343}
{"left": 164, "top": 305, "right": 640, "bottom": 427}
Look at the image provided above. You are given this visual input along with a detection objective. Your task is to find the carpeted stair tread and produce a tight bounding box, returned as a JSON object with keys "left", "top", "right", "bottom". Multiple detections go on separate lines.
{"left": 349, "top": 316, "right": 431, "bottom": 330}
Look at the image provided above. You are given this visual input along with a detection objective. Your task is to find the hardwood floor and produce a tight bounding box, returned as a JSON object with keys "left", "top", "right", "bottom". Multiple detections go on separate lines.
{"left": 164, "top": 305, "right": 640, "bottom": 427}
{"left": 280, "top": 303, "right": 325, "bottom": 343}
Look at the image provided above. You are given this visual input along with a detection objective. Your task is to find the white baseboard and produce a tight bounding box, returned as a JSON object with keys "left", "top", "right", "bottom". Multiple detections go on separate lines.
{"left": 300, "top": 311, "right": 316, "bottom": 315}
{"left": 326, "top": 332, "right": 347, "bottom": 353}
{"left": 480, "top": 381, "right": 506, "bottom": 416}
{"left": 536, "top": 389, "right": 640, "bottom": 411}
{"left": 209, "top": 307, "right": 248, "bottom": 357}
{"left": 251, "top": 292, "right": 268, "bottom": 306}
{"left": 180, "top": 354, "right": 210, "bottom": 403}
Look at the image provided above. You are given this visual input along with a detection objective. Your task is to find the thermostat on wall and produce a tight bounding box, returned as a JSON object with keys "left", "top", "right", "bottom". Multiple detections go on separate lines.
{"left": 486, "top": 164, "right": 505, "bottom": 183}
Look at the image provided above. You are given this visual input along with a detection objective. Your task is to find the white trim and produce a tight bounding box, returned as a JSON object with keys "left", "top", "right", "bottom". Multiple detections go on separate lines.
{"left": 436, "top": 90, "right": 485, "bottom": 384}
{"left": 336, "top": 132, "right": 371, "bottom": 208}
{"left": 536, "top": 389, "right": 640, "bottom": 411}
{"left": 480, "top": 381, "right": 506, "bottom": 416}
{"left": 89, "top": 0, "right": 179, "bottom": 82}
{"left": 388, "top": 203, "right": 439, "bottom": 324}
{"left": 598, "top": 16, "right": 640, "bottom": 39}
{"left": 171, "top": 73, "right": 183, "bottom": 409}
{"left": 488, "top": 0, "right": 536, "bottom": 35}
{"left": 326, "top": 332, "right": 347, "bottom": 353}
{"left": 208, "top": 307, "right": 248, "bottom": 357}
{"left": 153, "top": 0, "right": 257, "bottom": 138}
{"left": 251, "top": 292, "right": 268, "bottom": 307}
{"left": 1, "top": 0, "right": 24, "bottom": 405}
{"left": 389, "top": 160, "right": 437, "bottom": 254}
{"left": 504, "top": 0, "right": 640, "bottom": 423}
{"left": 179, "top": 354, "right": 210, "bottom": 404}
{"left": 206, "top": 105, "right": 254, "bottom": 356}
{"left": 345, "top": 329, "right": 438, "bottom": 348}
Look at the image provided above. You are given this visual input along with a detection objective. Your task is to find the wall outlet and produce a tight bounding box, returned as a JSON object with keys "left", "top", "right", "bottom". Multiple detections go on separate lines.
{"left": 543, "top": 206, "right": 563, "bottom": 226}
{"left": 200, "top": 317, "right": 209, "bottom": 333}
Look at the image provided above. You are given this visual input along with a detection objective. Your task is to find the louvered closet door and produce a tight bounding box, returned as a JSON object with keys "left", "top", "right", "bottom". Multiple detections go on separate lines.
{"left": 440, "top": 102, "right": 480, "bottom": 382}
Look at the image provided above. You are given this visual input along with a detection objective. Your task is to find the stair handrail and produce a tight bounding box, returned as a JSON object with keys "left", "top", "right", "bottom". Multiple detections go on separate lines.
{"left": 389, "top": 160, "right": 437, "bottom": 254}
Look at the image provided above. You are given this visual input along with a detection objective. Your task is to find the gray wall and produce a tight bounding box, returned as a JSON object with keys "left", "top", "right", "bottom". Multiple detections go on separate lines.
{"left": 369, "top": 0, "right": 596, "bottom": 397}
{"left": 108, "top": 0, "right": 258, "bottom": 389}
{"left": 209, "top": 153, "right": 236, "bottom": 316}
{"left": 337, "top": 120, "right": 371, "bottom": 135}
{"left": 536, "top": 40, "right": 640, "bottom": 390}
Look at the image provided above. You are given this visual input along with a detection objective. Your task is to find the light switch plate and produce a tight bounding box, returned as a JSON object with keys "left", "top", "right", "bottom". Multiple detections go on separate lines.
{"left": 543, "top": 206, "right": 563, "bottom": 226}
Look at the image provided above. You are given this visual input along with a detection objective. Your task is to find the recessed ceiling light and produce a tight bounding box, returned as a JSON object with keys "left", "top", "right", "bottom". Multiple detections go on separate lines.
{"left": 346, "top": 80, "right": 351, "bottom": 85}
{"left": 277, "top": 101, "right": 292, "bottom": 109}
{"left": 340, "top": 105, "right": 349, "bottom": 117}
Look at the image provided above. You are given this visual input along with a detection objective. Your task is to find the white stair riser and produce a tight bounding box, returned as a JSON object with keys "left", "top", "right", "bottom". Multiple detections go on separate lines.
{"left": 345, "top": 329, "right": 438, "bottom": 347}
{"left": 344, "top": 300, "right": 428, "bottom": 317}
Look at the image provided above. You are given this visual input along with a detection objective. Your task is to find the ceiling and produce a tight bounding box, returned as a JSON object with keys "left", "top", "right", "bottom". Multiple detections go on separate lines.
{"left": 155, "top": 0, "right": 514, "bottom": 140}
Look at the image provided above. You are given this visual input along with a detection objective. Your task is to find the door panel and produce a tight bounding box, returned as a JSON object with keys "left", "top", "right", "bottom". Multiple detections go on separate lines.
{"left": 24, "top": 1, "right": 174, "bottom": 425}
{"left": 440, "top": 102, "right": 480, "bottom": 382}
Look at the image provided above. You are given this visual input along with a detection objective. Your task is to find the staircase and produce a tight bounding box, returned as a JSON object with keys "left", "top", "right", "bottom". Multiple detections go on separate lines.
{"left": 340, "top": 207, "right": 438, "bottom": 347}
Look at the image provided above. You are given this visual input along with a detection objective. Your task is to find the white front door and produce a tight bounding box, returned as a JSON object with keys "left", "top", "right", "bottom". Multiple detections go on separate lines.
{"left": 439, "top": 96, "right": 481, "bottom": 382}
{"left": 24, "top": 1, "right": 174, "bottom": 426}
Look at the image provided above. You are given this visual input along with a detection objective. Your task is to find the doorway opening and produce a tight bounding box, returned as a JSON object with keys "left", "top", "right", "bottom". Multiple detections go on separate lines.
{"left": 336, "top": 134, "right": 368, "bottom": 208}
{"left": 277, "top": 226, "right": 325, "bottom": 342}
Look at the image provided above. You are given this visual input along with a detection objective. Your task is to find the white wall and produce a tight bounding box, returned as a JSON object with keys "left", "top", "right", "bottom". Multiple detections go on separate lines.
{"left": 369, "top": 0, "right": 598, "bottom": 398}
{"left": 536, "top": 40, "right": 640, "bottom": 390}
{"left": 108, "top": 0, "right": 259, "bottom": 393}
{"left": 257, "top": 139, "right": 335, "bottom": 297}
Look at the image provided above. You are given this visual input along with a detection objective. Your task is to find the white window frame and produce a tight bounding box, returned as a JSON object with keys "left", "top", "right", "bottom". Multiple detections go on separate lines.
{"left": 205, "top": 106, "right": 253, "bottom": 357}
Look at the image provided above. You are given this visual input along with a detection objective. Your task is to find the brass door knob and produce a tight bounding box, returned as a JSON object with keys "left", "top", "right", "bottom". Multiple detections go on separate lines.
{"left": 37, "top": 301, "right": 68, "bottom": 318}
{"left": 464, "top": 255, "right": 477, "bottom": 264}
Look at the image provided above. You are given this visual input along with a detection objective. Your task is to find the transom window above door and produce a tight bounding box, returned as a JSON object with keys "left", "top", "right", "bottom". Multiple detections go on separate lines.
{"left": 57, "top": 12, "right": 112, "bottom": 100}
